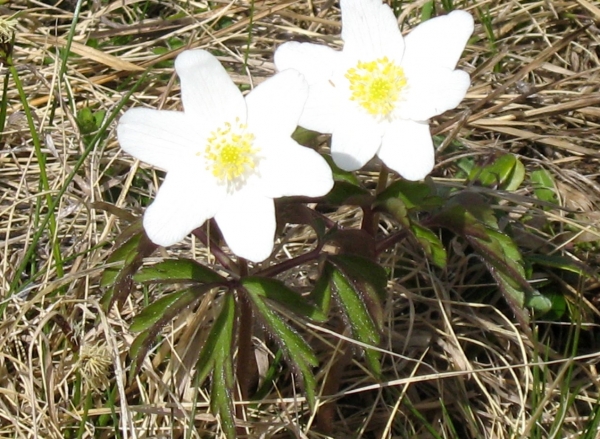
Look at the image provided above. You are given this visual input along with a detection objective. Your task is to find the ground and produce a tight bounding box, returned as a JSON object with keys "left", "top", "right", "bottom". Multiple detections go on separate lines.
{"left": 1, "top": 0, "right": 600, "bottom": 438}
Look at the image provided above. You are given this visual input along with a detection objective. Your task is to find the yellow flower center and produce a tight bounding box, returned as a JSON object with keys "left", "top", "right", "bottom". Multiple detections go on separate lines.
{"left": 345, "top": 56, "right": 407, "bottom": 118}
{"left": 203, "top": 118, "right": 260, "bottom": 191}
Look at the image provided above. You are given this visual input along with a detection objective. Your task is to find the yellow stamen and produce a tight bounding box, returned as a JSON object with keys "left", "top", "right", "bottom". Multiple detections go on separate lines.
{"left": 203, "top": 118, "right": 260, "bottom": 191}
{"left": 345, "top": 56, "right": 407, "bottom": 118}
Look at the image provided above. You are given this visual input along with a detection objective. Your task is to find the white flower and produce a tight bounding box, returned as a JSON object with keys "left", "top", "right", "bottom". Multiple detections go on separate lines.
{"left": 117, "top": 50, "right": 333, "bottom": 262}
{"left": 274, "top": 0, "right": 473, "bottom": 181}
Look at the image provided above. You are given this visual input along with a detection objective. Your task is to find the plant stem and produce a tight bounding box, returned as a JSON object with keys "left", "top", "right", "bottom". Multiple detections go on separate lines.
{"left": 193, "top": 226, "right": 235, "bottom": 273}
{"left": 235, "top": 259, "right": 255, "bottom": 434}
{"left": 362, "top": 162, "right": 389, "bottom": 236}
{"left": 254, "top": 244, "right": 323, "bottom": 278}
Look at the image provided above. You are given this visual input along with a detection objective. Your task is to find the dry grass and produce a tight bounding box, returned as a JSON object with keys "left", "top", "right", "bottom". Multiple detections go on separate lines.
{"left": 1, "top": 0, "right": 600, "bottom": 438}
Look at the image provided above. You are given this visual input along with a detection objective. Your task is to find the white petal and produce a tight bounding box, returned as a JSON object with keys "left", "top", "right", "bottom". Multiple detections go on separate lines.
{"left": 246, "top": 70, "right": 308, "bottom": 139}
{"left": 399, "top": 68, "right": 470, "bottom": 120}
{"left": 117, "top": 108, "right": 199, "bottom": 171}
{"left": 340, "top": 0, "right": 404, "bottom": 60}
{"left": 274, "top": 42, "right": 341, "bottom": 84}
{"left": 378, "top": 120, "right": 434, "bottom": 181}
{"left": 143, "top": 167, "right": 226, "bottom": 246}
{"left": 402, "top": 10, "right": 473, "bottom": 71}
{"left": 215, "top": 194, "right": 275, "bottom": 262}
{"left": 298, "top": 82, "right": 340, "bottom": 133}
{"left": 331, "top": 106, "right": 384, "bottom": 171}
{"left": 175, "top": 50, "right": 246, "bottom": 126}
{"left": 257, "top": 138, "right": 333, "bottom": 198}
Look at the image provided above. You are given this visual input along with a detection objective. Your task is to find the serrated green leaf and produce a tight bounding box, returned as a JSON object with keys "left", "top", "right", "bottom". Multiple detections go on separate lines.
{"left": 329, "top": 266, "right": 381, "bottom": 374}
{"left": 527, "top": 254, "right": 589, "bottom": 277}
{"left": 377, "top": 179, "right": 442, "bottom": 210}
{"left": 321, "top": 154, "right": 360, "bottom": 185}
{"left": 242, "top": 277, "right": 326, "bottom": 322}
{"left": 410, "top": 223, "right": 447, "bottom": 269}
{"left": 101, "top": 231, "right": 157, "bottom": 310}
{"left": 133, "top": 259, "right": 225, "bottom": 284}
{"left": 211, "top": 363, "right": 236, "bottom": 438}
{"left": 130, "top": 289, "right": 194, "bottom": 333}
{"left": 128, "top": 330, "right": 151, "bottom": 380}
{"left": 242, "top": 280, "right": 318, "bottom": 408}
{"left": 468, "top": 154, "right": 513, "bottom": 186}
{"left": 329, "top": 254, "right": 387, "bottom": 303}
{"left": 128, "top": 286, "right": 207, "bottom": 377}
{"left": 195, "top": 293, "right": 236, "bottom": 386}
{"left": 100, "top": 233, "right": 142, "bottom": 288}
{"left": 531, "top": 169, "right": 558, "bottom": 205}
{"left": 208, "top": 293, "right": 236, "bottom": 439}
{"left": 311, "top": 263, "right": 333, "bottom": 314}
{"left": 322, "top": 181, "right": 372, "bottom": 206}
{"left": 291, "top": 126, "right": 319, "bottom": 148}
{"left": 243, "top": 280, "right": 318, "bottom": 368}
{"left": 469, "top": 154, "right": 524, "bottom": 191}
{"left": 429, "top": 196, "right": 496, "bottom": 236}
{"left": 469, "top": 230, "right": 552, "bottom": 312}
{"left": 505, "top": 157, "right": 525, "bottom": 191}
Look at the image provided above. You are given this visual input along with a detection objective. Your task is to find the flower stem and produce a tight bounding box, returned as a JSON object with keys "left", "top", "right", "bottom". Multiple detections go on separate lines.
{"left": 193, "top": 226, "right": 235, "bottom": 274}
{"left": 362, "top": 162, "right": 389, "bottom": 236}
{"left": 254, "top": 244, "right": 323, "bottom": 278}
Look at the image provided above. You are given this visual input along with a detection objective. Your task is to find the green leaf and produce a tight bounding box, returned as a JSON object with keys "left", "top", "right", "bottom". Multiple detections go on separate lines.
{"left": 410, "top": 223, "right": 447, "bottom": 269}
{"left": 377, "top": 179, "right": 442, "bottom": 211}
{"left": 322, "top": 181, "right": 372, "bottom": 206}
{"left": 506, "top": 157, "right": 525, "bottom": 191}
{"left": 469, "top": 231, "right": 552, "bottom": 312}
{"left": 128, "top": 286, "right": 207, "bottom": 376}
{"left": 130, "top": 289, "right": 196, "bottom": 333}
{"left": 525, "top": 290, "right": 553, "bottom": 313}
{"left": 311, "top": 263, "right": 334, "bottom": 314}
{"left": 329, "top": 255, "right": 387, "bottom": 304}
{"left": 321, "top": 154, "right": 360, "bottom": 185}
{"left": 421, "top": 0, "right": 434, "bottom": 20}
{"left": 195, "top": 293, "right": 236, "bottom": 386}
{"left": 128, "top": 330, "right": 152, "bottom": 380}
{"left": 541, "top": 291, "right": 567, "bottom": 320}
{"left": 376, "top": 196, "right": 409, "bottom": 228}
{"left": 133, "top": 259, "right": 225, "bottom": 284}
{"left": 328, "top": 261, "right": 381, "bottom": 374}
{"left": 433, "top": 197, "right": 552, "bottom": 312}
{"left": 527, "top": 254, "right": 589, "bottom": 277}
{"left": 376, "top": 196, "right": 447, "bottom": 268}
{"left": 242, "top": 277, "right": 327, "bottom": 322}
{"left": 431, "top": 192, "right": 499, "bottom": 232}
{"left": 291, "top": 126, "right": 319, "bottom": 149}
{"left": 469, "top": 154, "right": 525, "bottom": 190}
{"left": 77, "top": 107, "right": 97, "bottom": 134}
{"left": 531, "top": 169, "right": 558, "bottom": 205}
{"left": 100, "top": 230, "right": 157, "bottom": 310}
{"left": 468, "top": 154, "right": 525, "bottom": 191}
{"left": 242, "top": 279, "right": 318, "bottom": 408}
{"left": 100, "top": 232, "right": 142, "bottom": 288}
{"left": 208, "top": 294, "right": 236, "bottom": 438}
